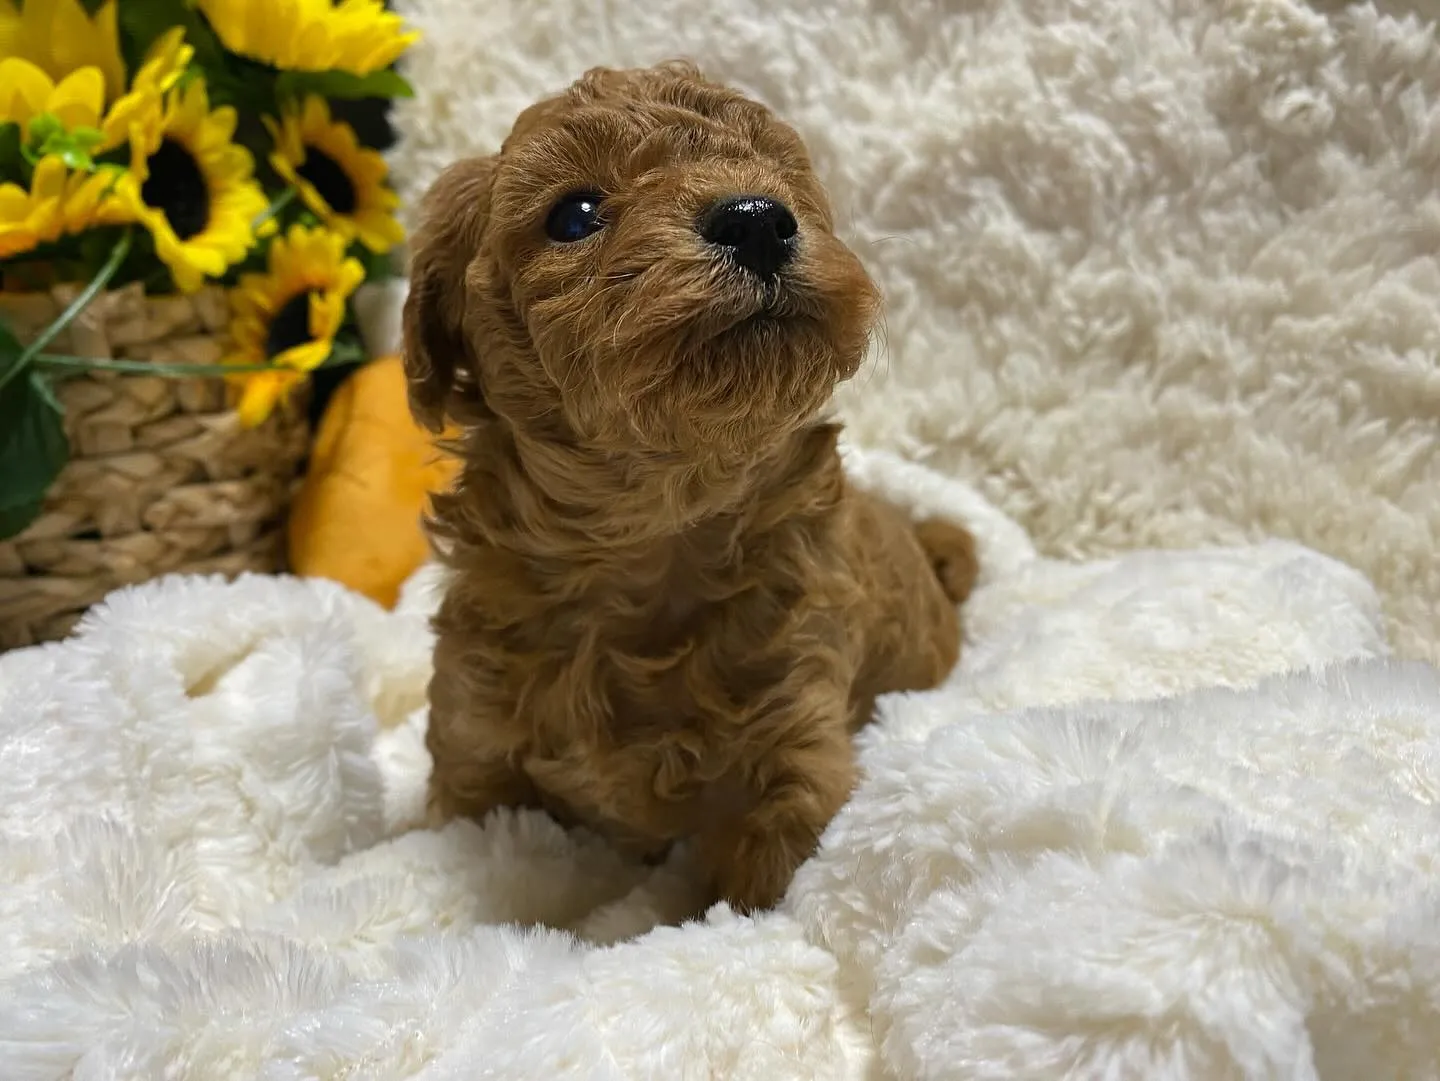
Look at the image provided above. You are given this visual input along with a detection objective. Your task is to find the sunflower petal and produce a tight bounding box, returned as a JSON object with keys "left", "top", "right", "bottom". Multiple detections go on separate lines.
{"left": 0, "top": 184, "right": 30, "bottom": 216}
{"left": 48, "top": 67, "right": 105, "bottom": 131}
{"left": 237, "top": 371, "right": 287, "bottom": 428}
{"left": 302, "top": 94, "right": 330, "bottom": 130}
{"left": 43, "top": 0, "right": 126, "bottom": 103}
{"left": 355, "top": 211, "right": 406, "bottom": 254}
{"left": 28, "top": 156, "right": 70, "bottom": 200}
{"left": 275, "top": 339, "right": 332, "bottom": 373}
{"left": 139, "top": 28, "right": 193, "bottom": 95}
{"left": 0, "top": 1, "right": 21, "bottom": 59}
{"left": 0, "top": 58, "right": 53, "bottom": 127}
{"left": 195, "top": 0, "right": 418, "bottom": 76}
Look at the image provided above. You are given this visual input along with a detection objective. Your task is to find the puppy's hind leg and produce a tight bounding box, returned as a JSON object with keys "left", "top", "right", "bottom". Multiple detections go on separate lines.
{"left": 913, "top": 518, "right": 979, "bottom": 605}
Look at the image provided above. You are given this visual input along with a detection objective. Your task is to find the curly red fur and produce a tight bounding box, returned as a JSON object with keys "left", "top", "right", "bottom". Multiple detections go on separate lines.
{"left": 404, "top": 61, "right": 978, "bottom": 913}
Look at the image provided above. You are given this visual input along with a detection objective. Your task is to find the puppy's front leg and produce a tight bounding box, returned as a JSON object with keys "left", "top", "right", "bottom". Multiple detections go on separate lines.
{"left": 424, "top": 662, "right": 537, "bottom": 829}
{"left": 425, "top": 742, "right": 536, "bottom": 829}
{"left": 695, "top": 688, "right": 856, "bottom": 913}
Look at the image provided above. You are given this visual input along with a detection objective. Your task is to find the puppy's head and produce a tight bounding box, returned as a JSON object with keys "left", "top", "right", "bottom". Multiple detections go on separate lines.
{"left": 403, "top": 61, "right": 879, "bottom": 456}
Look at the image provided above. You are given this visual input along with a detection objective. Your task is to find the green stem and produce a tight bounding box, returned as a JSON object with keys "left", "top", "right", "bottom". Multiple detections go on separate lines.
{"left": 33, "top": 342, "right": 368, "bottom": 380}
{"left": 0, "top": 228, "right": 134, "bottom": 394}
{"left": 34, "top": 354, "right": 277, "bottom": 378}
{"left": 252, "top": 187, "right": 297, "bottom": 232}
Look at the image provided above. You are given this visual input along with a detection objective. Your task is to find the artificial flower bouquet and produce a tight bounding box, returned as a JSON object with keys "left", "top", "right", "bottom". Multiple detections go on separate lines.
{"left": 0, "top": 0, "right": 417, "bottom": 645}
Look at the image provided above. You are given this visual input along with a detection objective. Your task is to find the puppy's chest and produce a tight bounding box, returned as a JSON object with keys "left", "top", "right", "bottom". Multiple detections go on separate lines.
{"left": 588, "top": 582, "right": 764, "bottom": 729}
{"left": 511, "top": 583, "right": 775, "bottom": 845}
{"left": 500, "top": 524, "right": 848, "bottom": 832}
{"left": 524, "top": 562, "right": 795, "bottom": 754}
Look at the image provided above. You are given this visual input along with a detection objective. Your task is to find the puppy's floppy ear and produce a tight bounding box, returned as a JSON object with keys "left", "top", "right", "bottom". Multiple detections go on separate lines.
{"left": 402, "top": 154, "right": 496, "bottom": 432}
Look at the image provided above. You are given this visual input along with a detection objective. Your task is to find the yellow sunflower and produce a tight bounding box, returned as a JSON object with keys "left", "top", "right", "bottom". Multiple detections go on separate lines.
{"left": 0, "top": 0, "right": 125, "bottom": 103}
{"left": 265, "top": 96, "right": 403, "bottom": 254}
{"left": 110, "top": 79, "right": 268, "bottom": 294}
{"left": 59, "top": 164, "right": 127, "bottom": 235}
{"left": 0, "top": 155, "right": 64, "bottom": 258}
{"left": 195, "top": 0, "right": 418, "bottom": 77}
{"left": 0, "top": 0, "right": 190, "bottom": 153}
{"left": 223, "top": 223, "right": 364, "bottom": 427}
{"left": 0, "top": 59, "right": 104, "bottom": 131}
{"left": 99, "top": 27, "right": 193, "bottom": 151}
{"left": 0, "top": 155, "right": 119, "bottom": 258}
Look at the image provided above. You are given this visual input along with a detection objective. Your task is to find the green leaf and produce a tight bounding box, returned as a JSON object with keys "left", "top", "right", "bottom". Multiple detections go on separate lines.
{"left": 321, "top": 337, "right": 367, "bottom": 369}
{"left": 117, "top": 0, "right": 222, "bottom": 73}
{"left": 0, "top": 370, "right": 70, "bottom": 541}
{"left": 0, "top": 317, "right": 24, "bottom": 393}
{"left": 356, "top": 243, "right": 398, "bottom": 284}
{"left": 26, "top": 114, "right": 64, "bottom": 148}
{"left": 275, "top": 68, "right": 414, "bottom": 104}
{"left": 26, "top": 115, "right": 104, "bottom": 171}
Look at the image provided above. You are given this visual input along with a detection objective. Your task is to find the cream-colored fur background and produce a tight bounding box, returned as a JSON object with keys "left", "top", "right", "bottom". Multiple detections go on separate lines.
{"left": 388, "top": 0, "right": 1440, "bottom": 664}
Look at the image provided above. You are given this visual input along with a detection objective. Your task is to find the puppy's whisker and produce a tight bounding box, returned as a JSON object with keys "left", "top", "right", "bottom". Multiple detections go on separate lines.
{"left": 865, "top": 233, "right": 921, "bottom": 250}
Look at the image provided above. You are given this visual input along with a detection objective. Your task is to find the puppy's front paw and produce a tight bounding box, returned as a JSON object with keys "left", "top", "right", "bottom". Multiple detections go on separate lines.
{"left": 424, "top": 781, "right": 456, "bottom": 830}
{"left": 423, "top": 755, "right": 533, "bottom": 830}
{"left": 701, "top": 815, "right": 821, "bottom": 914}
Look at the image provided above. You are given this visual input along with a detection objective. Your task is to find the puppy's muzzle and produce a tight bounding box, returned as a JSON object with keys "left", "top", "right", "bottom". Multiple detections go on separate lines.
{"left": 699, "top": 195, "right": 798, "bottom": 280}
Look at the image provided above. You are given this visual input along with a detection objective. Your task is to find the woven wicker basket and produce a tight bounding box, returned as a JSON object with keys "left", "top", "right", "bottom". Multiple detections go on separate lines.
{"left": 0, "top": 282, "right": 310, "bottom": 650}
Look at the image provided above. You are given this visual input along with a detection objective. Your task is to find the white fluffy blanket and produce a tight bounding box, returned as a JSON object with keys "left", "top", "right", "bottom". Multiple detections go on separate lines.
{"left": 389, "top": 0, "right": 1440, "bottom": 665}
{"left": 5, "top": 447, "right": 1438, "bottom": 1079}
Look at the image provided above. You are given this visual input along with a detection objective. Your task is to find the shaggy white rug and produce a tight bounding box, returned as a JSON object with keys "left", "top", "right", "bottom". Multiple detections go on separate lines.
{"left": 387, "top": 0, "right": 1440, "bottom": 665}
{"left": 4, "top": 447, "right": 1439, "bottom": 1078}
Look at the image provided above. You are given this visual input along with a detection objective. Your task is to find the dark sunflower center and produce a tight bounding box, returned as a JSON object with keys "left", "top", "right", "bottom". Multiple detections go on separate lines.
{"left": 265, "top": 292, "right": 316, "bottom": 358}
{"left": 297, "top": 146, "right": 357, "bottom": 214}
{"left": 141, "top": 138, "right": 210, "bottom": 240}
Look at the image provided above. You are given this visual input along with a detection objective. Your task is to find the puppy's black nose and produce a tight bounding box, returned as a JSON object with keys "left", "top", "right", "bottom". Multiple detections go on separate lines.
{"left": 699, "top": 195, "right": 798, "bottom": 279}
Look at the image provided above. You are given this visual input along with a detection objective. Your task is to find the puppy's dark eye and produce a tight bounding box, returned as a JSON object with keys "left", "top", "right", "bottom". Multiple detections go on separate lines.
{"left": 545, "top": 192, "right": 606, "bottom": 243}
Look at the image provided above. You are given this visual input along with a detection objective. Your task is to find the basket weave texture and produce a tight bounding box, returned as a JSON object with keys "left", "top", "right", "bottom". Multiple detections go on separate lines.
{"left": 0, "top": 283, "right": 309, "bottom": 649}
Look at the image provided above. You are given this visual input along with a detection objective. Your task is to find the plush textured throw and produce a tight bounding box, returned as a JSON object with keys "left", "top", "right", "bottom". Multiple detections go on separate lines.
{"left": 3, "top": 446, "right": 1438, "bottom": 1078}
{"left": 7, "top": 1, "right": 1440, "bottom": 1076}
{"left": 387, "top": 0, "right": 1440, "bottom": 665}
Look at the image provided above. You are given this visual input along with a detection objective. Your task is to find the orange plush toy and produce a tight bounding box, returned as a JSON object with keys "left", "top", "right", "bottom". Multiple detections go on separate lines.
{"left": 287, "top": 354, "right": 457, "bottom": 608}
